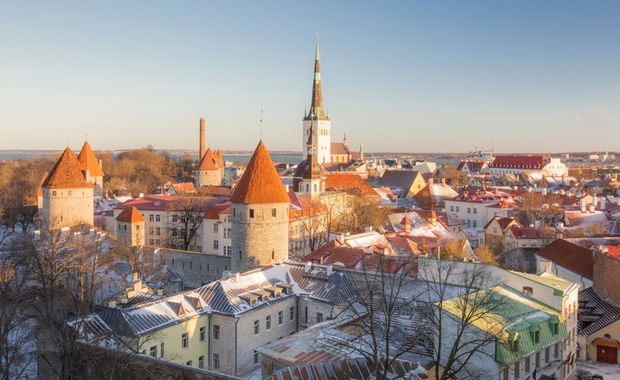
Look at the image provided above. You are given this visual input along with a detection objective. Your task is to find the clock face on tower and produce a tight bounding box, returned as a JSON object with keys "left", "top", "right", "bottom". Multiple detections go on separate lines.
{"left": 309, "top": 146, "right": 316, "bottom": 155}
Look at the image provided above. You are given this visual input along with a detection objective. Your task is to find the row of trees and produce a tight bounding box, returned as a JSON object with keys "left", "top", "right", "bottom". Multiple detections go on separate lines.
{"left": 0, "top": 222, "right": 162, "bottom": 379}
{"left": 335, "top": 254, "right": 506, "bottom": 380}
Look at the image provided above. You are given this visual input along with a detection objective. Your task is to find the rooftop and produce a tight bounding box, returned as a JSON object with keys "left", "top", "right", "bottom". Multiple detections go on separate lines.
{"left": 42, "top": 147, "right": 93, "bottom": 189}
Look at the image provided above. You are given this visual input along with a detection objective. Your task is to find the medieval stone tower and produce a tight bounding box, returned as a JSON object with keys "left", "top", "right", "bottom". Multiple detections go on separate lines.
{"left": 303, "top": 38, "right": 331, "bottom": 164}
{"left": 41, "top": 147, "right": 94, "bottom": 230}
{"left": 77, "top": 140, "right": 104, "bottom": 196}
{"left": 230, "top": 141, "right": 290, "bottom": 273}
{"left": 115, "top": 206, "right": 145, "bottom": 247}
{"left": 196, "top": 147, "right": 223, "bottom": 188}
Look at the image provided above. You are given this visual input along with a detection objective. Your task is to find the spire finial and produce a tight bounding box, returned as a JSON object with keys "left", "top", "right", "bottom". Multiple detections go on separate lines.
{"left": 315, "top": 33, "right": 320, "bottom": 61}
{"left": 259, "top": 105, "right": 264, "bottom": 140}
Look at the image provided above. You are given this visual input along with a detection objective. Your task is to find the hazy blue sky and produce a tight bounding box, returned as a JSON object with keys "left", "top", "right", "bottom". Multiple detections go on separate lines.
{"left": 1, "top": 1, "right": 619, "bottom": 153}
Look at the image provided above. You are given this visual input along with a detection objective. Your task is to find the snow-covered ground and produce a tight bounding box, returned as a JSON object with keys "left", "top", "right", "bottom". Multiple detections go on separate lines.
{"left": 578, "top": 360, "right": 620, "bottom": 380}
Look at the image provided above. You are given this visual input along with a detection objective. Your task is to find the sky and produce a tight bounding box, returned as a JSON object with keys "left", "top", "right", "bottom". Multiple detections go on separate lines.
{"left": 1, "top": 1, "right": 619, "bottom": 154}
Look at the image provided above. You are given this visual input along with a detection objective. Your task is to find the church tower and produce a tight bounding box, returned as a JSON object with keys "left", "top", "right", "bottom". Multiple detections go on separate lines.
{"left": 293, "top": 122, "right": 324, "bottom": 201}
{"left": 303, "top": 37, "right": 331, "bottom": 164}
{"left": 230, "top": 141, "right": 290, "bottom": 273}
{"left": 41, "top": 147, "right": 94, "bottom": 230}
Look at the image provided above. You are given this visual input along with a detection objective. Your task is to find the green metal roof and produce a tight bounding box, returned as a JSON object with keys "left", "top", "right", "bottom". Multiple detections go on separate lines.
{"left": 438, "top": 284, "right": 567, "bottom": 365}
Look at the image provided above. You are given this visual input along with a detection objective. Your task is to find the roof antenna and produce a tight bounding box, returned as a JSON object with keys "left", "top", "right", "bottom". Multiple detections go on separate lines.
{"left": 260, "top": 104, "right": 264, "bottom": 140}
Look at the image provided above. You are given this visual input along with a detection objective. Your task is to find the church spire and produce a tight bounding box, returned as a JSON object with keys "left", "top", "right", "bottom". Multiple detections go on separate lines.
{"left": 306, "top": 35, "right": 328, "bottom": 120}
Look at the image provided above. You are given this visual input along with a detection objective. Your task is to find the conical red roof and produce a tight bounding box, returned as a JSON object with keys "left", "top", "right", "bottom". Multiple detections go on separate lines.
{"left": 42, "top": 147, "right": 93, "bottom": 189}
{"left": 77, "top": 141, "right": 104, "bottom": 177}
{"left": 230, "top": 141, "right": 289, "bottom": 204}
{"left": 198, "top": 148, "right": 220, "bottom": 171}
{"left": 116, "top": 207, "right": 144, "bottom": 223}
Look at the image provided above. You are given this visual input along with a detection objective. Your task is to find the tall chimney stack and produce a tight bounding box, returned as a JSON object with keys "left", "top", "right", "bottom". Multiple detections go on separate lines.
{"left": 199, "top": 117, "right": 206, "bottom": 160}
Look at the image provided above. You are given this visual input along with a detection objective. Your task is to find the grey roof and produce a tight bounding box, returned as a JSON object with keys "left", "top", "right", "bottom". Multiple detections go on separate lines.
{"left": 578, "top": 287, "right": 620, "bottom": 336}
{"left": 379, "top": 170, "right": 421, "bottom": 195}
{"left": 268, "top": 357, "right": 424, "bottom": 380}
{"left": 194, "top": 263, "right": 358, "bottom": 316}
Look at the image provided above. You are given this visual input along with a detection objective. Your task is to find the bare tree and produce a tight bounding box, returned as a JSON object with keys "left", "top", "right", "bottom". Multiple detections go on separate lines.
{"left": 419, "top": 257, "right": 506, "bottom": 380}
{"left": 300, "top": 208, "right": 329, "bottom": 253}
{"left": 167, "top": 196, "right": 209, "bottom": 251}
{"left": 329, "top": 254, "right": 422, "bottom": 380}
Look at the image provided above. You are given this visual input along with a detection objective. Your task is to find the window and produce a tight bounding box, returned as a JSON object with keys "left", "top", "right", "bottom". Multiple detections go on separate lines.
{"left": 160, "top": 342, "right": 165, "bottom": 357}
{"left": 535, "top": 352, "right": 540, "bottom": 368}
{"left": 249, "top": 209, "right": 254, "bottom": 218}
{"left": 200, "top": 326, "right": 205, "bottom": 342}
{"left": 150, "top": 345, "right": 157, "bottom": 357}
{"left": 254, "top": 351, "right": 260, "bottom": 364}
{"left": 554, "top": 343, "right": 559, "bottom": 358}
{"left": 173, "top": 216, "right": 178, "bottom": 223}
{"left": 512, "top": 337, "right": 519, "bottom": 352}
{"left": 172, "top": 228, "right": 178, "bottom": 236}
{"left": 254, "top": 320, "right": 259, "bottom": 335}
{"left": 525, "top": 356, "right": 530, "bottom": 372}
{"left": 473, "top": 220, "right": 477, "bottom": 228}
{"left": 552, "top": 322, "right": 559, "bottom": 335}
{"left": 266, "top": 316, "right": 271, "bottom": 330}
{"left": 186, "top": 360, "right": 192, "bottom": 366}
{"left": 278, "top": 311, "right": 283, "bottom": 325}
{"left": 545, "top": 347, "right": 550, "bottom": 363}
{"left": 214, "top": 240, "right": 219, "bottom": 249}
{"left": 156, "top": 227, "right": 161, "bottom": 236}
{"left": 533, "top": 330, "right": 540, "bottom": 344}
{"left": 156, "top": 215, "right": 160, "bottom": 222}
{"left": 232, "top": 208, "right": 236, "bottom": 217}
{"left": 182, "top": 332, "right": 188, "bottom": 348}
{"left": 522, "top": 286, "right": 533, "bottom": 295}
{"left": 290, "top": 306, "right": 295, "bottom": 320}
{"left": 467, "top": 207, "right": 471, "bottom": 214}
{"left": 514, "top": 361, "right": 520, "bottom": 378}
{"left": 213, "top": 353, "right": 220, "bottom": 369}
{"left": 473, "top": 208, "right": 477, "bottom": 214}
{"left": 52, "top": 190, "right": 57, "bottom": 196}
{"left": 316, "top": 312, "right": 323, "bottom": 323}
{"left": 502, "top": 367, "right": 509, "bottom": 380}
{"left": 224, "top": 228, "right": 231, "bottom": 239}
{"left": 224, "top": 246, "right": 231, "bottom": 256}
{"left": 272, "top": 208, "right": 277, "bottom": 217}
{"left": 213, "top": 325, "right": 220, "bottom": 340}
{"left": 149, "top": 227, "right": 155, "bottom": 235}
{"left": 450, "top": 206, "right": 454, "bottom": 212}
{"left": 493, "top": 227, "right": 497, "bottom": 234}
{"left": 198, "top": 355, "right": 204, "bottom": 369}
{"left": 150, "top": 215, "right": 154, "bottom": 222}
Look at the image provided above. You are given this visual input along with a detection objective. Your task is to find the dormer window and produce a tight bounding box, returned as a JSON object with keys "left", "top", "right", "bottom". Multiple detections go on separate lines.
{"left": 523, "top": 286, "right": 533, "bottom": 296}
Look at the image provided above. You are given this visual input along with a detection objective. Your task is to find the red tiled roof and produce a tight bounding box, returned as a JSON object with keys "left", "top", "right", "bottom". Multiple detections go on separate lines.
{"left": 171, "top": 182, "right": 197, "bottom": 194}
{"left": 330, "top": 142, "right": 351, "bottom": 156}
{"left": 457, "top": 160, "right": 487, "bottom": 172}
{"left": 204, "top": 201, "right": 232, "bottom": 219}
{"left": 198, "top": 148, "right": 220, "bottom": 171}
{"left": 603, "top": 246, "right": 620, "bottom": 263}
{"left": 509, "top": 226, "right": 540, "bottom": 239}
{"left": 325, "top": 173, "right": 379, "bottom": 197}
{"left": 489, "top": 155, "right": 549, "bottom": 170}
{"left": 37, "top": 171, "right": 48, "bottom": 196}
{"left": 116, "top": 207, "right": 145, "bottom": 223}
{"left": 77, "top": 141, "right": 104, "bottom": 177}
{"left": 199, "top": 185, "right": 233, "bottom": 197}
{"left": 288, "top": 191, "right": 326, "bottom": 220}
{"left": 230, "top": 141, "right": 290, "bottom": 204}
{"left": 42, "top": 147, "right": 93, "bottom": 189}
{"left": 536, "top": 239, "right": 593, "bottom": 279}
{"left": 484, "top": 216, "right": 520, "bottom": 230}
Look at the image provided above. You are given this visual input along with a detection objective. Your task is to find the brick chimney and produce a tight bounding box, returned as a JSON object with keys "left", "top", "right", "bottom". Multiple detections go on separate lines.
{"left": 199, "top": 117, "right": 206, "bottom": 160}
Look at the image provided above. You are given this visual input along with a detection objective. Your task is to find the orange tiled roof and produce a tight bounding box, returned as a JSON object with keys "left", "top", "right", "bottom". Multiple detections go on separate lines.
{"left": 198, "top": 148, "right": 220, "bottom": 171}
{"left": 77, "top": 141, "right": 104, "bottom": 177}
{"left": 116, "top": 207, "right": 145, "bottom": 223}
{"left": 325, "top": 173, "right": 379, "bottom": 198}
{"left": 230, "top": 141, "right": 290, "bottom": 204}
{"left": 42, "top": 147, "right": 93, "bottom": 189}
